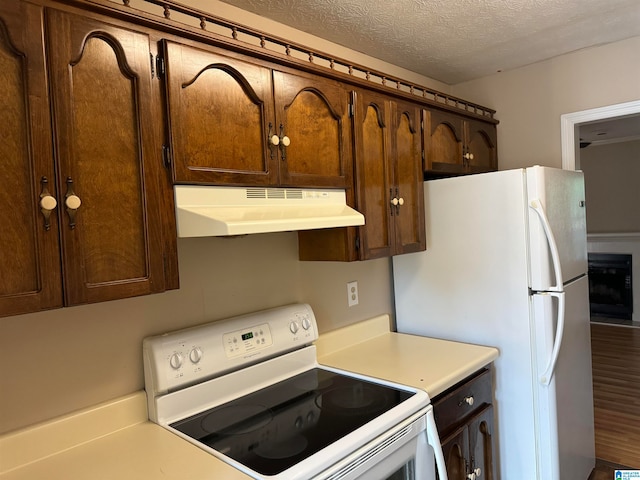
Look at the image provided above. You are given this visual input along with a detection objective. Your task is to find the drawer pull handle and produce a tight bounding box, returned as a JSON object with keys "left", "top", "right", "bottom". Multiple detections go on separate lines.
{"left": 459, "top": 395, "right": 474, "bottom": 406}
{"left": 467, "top": 467, "right": 481, "bottom": 480}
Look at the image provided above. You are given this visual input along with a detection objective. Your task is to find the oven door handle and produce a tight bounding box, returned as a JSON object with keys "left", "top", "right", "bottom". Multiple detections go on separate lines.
{"left": 425, "top": 407, "right": 448, "bottom": 480}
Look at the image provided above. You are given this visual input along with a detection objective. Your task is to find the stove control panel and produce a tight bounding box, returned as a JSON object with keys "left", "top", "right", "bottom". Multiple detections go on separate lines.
{"left": 143, "top": 303, "right": 318, "bottom": 395}
{"left": 223, "top": 323, "right": 273, "bottom": 358}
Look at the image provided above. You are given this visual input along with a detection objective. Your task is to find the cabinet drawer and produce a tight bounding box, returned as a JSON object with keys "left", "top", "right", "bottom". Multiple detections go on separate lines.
{"left": 432, "top": 368, "right": 492, "bottom": 435}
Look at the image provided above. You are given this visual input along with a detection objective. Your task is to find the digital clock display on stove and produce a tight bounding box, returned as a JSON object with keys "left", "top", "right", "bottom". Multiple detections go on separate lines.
{"left": 241, "top": 332, "right": 253, "bottom": 341}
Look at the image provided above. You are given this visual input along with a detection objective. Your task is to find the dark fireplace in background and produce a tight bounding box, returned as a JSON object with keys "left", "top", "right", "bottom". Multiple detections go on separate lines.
{"left": 588, "top": 253, "right": 633, "bottom": 319}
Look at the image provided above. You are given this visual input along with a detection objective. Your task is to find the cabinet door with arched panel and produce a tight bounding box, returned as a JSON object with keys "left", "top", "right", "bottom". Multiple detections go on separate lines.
{"left": 0, "top": 1, "right": 62, "bottom": 317}
{"left": 162, "top": 40, "right": 277, "bottom": 186}
{"left": 47, "top": 9, "right": 168, "bottom": 305}
{"left": 352, "top": 89, "right": 394, "bottom": 259}
{"left": 424, "top": 109, "right": 465, "bottom": 176}
{"left": 466, "top": 118, "right": 498, "bottom": 173}
{"left": 424, "top": 109, "right": 498, "bottom": 178}
{"left": 391, "top": 99, "right": 425, "bottom": 255}
{"left": 273, "top": 70, "right": 352, "bottom": 189}
{"left": 440, "top": 426, "right": 470, "bottom": 480}
{"left": 468, "top": 405, "right": 495, "bottom": 480}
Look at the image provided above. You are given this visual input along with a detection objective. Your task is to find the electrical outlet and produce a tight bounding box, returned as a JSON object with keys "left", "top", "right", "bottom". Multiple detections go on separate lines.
{"left": 347, "top": 281, "right": 359, "bottom": 307}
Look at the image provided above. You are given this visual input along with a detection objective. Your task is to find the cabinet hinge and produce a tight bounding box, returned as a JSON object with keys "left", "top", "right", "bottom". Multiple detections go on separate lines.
{"left": 156, "top": 55, "right": 166, "bottom": 79}
{"left": 348, "top": 103, "right": 354, "bottom": 118}
{"left": 162, "top": 144, "right": 171, "bottom": 168}
{"left": 355, "top": 236, "right": 360, "bottom": 250}
{"left": 150, "top": 53, "right": 155, "bottom": 79}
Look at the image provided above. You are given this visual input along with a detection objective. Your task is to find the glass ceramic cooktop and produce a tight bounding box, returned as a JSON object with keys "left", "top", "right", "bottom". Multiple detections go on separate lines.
{"left": 170, "top": 367, "right": 414, "bottom": 476}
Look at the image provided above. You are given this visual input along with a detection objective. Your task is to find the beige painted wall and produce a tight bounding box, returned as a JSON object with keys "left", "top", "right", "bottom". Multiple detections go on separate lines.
{"left": 580, "top": 140, "right": 640, "bottom": 233}
{"left": 452, "top": 36, "right": 640, "bottom": 170}
{"left": 0, "top": 234, "right": 393, "bottom": 434}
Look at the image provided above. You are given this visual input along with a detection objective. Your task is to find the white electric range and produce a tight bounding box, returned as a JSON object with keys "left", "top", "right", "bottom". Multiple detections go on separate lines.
{"left": 143, "top": 304, "right": 447, "bottom": 480}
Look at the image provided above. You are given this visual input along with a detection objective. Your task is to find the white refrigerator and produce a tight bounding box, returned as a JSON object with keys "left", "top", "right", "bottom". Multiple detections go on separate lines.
{"left": 392, "top": 166, "right": 595, "bottom": 480}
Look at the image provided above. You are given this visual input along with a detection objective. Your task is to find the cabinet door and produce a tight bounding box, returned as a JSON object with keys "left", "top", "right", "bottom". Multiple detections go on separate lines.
{"left": 47, "top": 10, "right": 167, "bottom": 305}
{"left": 424, "top": 109, "right": 464, "bottom": 175}
{"left": 352, "top": 89, "right": 394, "bottom": 259}
{"left": 0, "top": 2, "right": 62, "bottom": 317}
{"left": 465, "top": 119, "right": 498, "bottom": 173}
{"left": 468, "top": 405, "right": 495, "bottom": 480}
{"left": 390, "top": 99, "right": 425, "bottom": 255}
{"left": 440, "top": 426, "right": 470, "bottom": 480}
{"left": 163, "top": 41, "right": 277, "bottom": 185}
{"left": 273, "top": 70, "right": 352, "bottom": 188}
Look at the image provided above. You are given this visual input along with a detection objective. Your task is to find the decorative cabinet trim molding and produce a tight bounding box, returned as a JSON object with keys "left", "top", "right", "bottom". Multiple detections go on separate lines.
{"left": 59, "top": 0, "right": 497, "bottom": 123}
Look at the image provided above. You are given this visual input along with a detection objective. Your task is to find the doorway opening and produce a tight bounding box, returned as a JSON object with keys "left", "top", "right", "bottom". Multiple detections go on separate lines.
{"left": 560, "top": 100, "right": 640, "bottom": 170}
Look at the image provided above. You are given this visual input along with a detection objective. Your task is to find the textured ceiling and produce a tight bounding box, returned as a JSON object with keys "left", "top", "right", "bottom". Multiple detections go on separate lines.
{"left": 217, "top": 0, "right": 640, "bottom": 85}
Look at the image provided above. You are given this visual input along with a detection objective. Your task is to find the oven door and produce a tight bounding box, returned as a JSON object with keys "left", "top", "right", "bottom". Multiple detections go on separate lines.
{"left": 316, "top": 406, "right": 447, "bottom": 480}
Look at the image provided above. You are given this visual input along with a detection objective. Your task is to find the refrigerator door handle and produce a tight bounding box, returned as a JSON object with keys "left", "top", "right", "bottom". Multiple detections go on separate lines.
{"left": 529, "top": 199, "right": 563, "bottom": 292}
{"left": 539, "top": 291, "right": 565, "bottom": 386}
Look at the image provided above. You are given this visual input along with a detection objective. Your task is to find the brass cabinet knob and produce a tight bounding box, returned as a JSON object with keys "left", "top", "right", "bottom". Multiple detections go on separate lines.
{"left": 40, "top": 194, "right": 58, "bottom": 211}
{"left": 65, "top": 194, "right": 82, "bottom": 210}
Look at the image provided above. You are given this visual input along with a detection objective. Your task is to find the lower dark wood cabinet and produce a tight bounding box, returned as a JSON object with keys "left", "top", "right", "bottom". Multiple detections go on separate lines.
{"left": 433, "top": 367, "right": 496, "bottom": 480}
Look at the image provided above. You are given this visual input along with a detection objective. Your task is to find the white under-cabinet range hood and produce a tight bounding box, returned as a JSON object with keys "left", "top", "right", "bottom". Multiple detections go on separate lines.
{"left": 174, "top": 185, "right": 365, "bottom": 237}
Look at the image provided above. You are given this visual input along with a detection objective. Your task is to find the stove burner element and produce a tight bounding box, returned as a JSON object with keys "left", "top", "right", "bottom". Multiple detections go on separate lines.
{"left": 316, "top": 384, "right": 390, "bottom": 414}
{"left": 254, "top": 434, "right": 308, "bottom": 459}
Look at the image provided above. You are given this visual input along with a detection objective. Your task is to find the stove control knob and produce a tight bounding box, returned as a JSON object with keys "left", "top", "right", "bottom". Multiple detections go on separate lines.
{"left": 289, "top": 321, "right": 299, "bottom": 334}
{"left": 301, "top": 316, "right": 311, "bottom": 330}
{"left": 189, "top": 347, "right": 203, "bottom": 364}
{"left": 169, "top": 352, "right": 183, "bottom": 370}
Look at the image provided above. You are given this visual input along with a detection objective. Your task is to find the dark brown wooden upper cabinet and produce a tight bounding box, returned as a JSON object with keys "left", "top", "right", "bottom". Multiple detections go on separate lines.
{"left": 465, "top": 118, "right": 498, "bottom": 173}
{"left": 299, "top": 90, "right": 425, "bottom": 261}
{"left": 45, "top": 9, "right": 169, "bottom": 308}
{"left": 162, "top": 40, "right": 277, "bottom": 186}
{"left": 390, "top": 98, "right": 426, "bottom": 255}
{"left": 352, "top": 89, "right": 394, "bottom": 259}
{"left": 0, "top": 1, "right": 63, "bottom": 317}
{"left": 162, "top": 40, "right": 352, "bottom": 189}
{"left": 424, "top": 109, "right": 497, "bottom": 178}
{"left": 0, "top": 5, "right": 173, "bottom": 318}
{"left": 272, "top": 70, "right": 351, "bottom": 188}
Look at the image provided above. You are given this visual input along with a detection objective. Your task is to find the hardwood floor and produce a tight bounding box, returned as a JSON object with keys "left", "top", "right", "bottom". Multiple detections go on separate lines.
{"left": 572, "top": 321, "right": 640, "bottom": 479}
{"left": 589, "top": 459, "right": 635, "bottom": 480}
{"left": 590, "top": 323, "right": 640, "bottom": 467}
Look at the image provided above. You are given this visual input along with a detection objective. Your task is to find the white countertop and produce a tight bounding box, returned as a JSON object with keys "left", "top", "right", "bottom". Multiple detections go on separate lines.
{"left": 0, "top": 392, "right": 250, "bottom": 480}
{"left": 316, "top": 315, "right": 500, "bottom": 398}
{"left": 0, "top": 314, "right": 498, "bottom": 479}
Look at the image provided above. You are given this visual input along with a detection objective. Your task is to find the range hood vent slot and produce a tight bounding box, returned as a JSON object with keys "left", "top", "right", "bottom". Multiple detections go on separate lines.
{"left": 245, "top": 187, "right": 304, "bottom": 200}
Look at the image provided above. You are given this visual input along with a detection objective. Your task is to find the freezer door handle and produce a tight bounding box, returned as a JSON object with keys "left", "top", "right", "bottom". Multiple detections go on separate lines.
{"left": 529, "top": 199, "right": 563, "bottom": 292}
{"left": 539, "top": 291, "right": 565, "bottom": 386}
